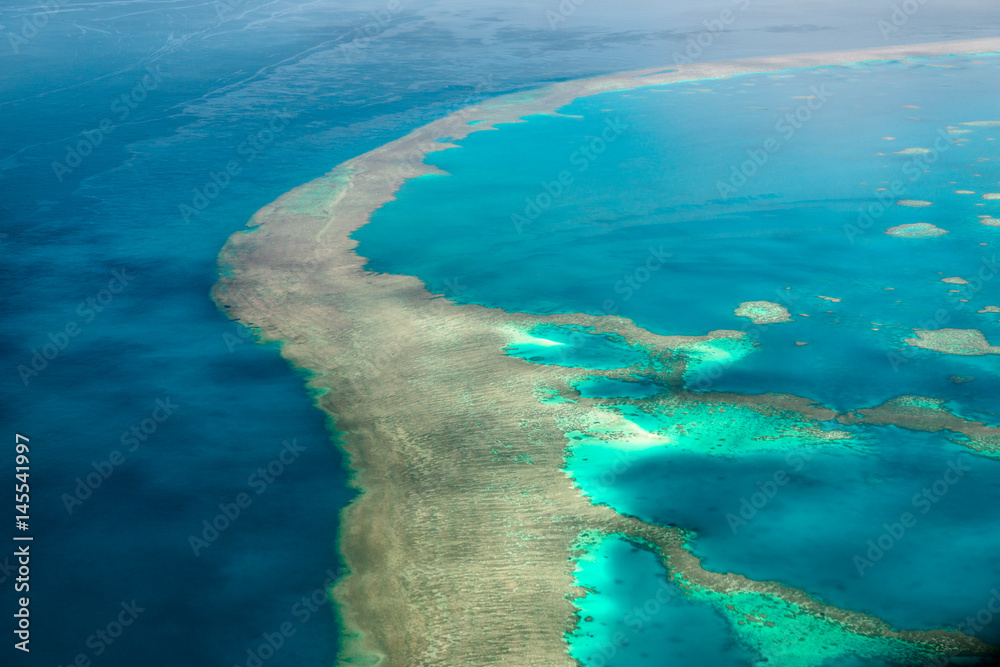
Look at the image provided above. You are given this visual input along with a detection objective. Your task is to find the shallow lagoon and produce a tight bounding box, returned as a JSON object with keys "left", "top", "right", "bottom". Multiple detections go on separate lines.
{"left": 355, "top": 55, "right": 1000, "bottom": 663}
{"left": 355, "top": 56, "right": 1000, "bottom": 411}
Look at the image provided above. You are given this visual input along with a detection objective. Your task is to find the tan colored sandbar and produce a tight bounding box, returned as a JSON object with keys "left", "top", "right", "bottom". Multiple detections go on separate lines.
{"left": 905, "top": 328, "right": 1000, "bottom": 355}
{"left": 214, "top": 38, "right": 1000, "bottom": 666}
{"left": 838, "top": 396, "right": 1000, "bottom": 455}
{"left": 886, "top": 222, "right": 949, "bottom": 237}
{"left": 734, "top": 300, "right": 792, "bottom": 324}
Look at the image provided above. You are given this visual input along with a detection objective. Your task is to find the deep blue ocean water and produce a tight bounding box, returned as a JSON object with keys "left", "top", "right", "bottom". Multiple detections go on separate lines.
{"left": 354, "top": 56, "right": 1000, "bottom": 661}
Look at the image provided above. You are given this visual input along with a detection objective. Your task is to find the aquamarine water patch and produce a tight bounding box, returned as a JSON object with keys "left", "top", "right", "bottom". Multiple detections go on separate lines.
{"left": 691, "top": 589, "right": 935, "bottom": 667}
{"left": 574, "top": 376, "right": 660, "bottom": 398}
{"left": 642, "top": 401, "right": 851, "bottom": 456}
{"left": 673, "top": 336, "right": 757, "bottom": 390}
{"left": 568, "top": 537, "right": 753, "bottom": 667}
{"left": 569, "top": 538, "right": 935, "bottom": 667}
{"left": 570, "top": 425, "right": 1000, "bottom": 643}
{"left": 569, "top": 400, "right": 851, "bottom": 457}
{"left": 503, "top": 324, "right": 648, "bottom": 369}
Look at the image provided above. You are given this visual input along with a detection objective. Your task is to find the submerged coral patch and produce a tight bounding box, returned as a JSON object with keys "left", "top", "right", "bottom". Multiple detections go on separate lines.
{"left": 885, "top": 223, "right": 948, "bottom": 237}
{"left": 904, "top": 328, "right": 1000, "bottom": 356}
{"left": 734, "top": 300, "right": 792, "bottom": 324}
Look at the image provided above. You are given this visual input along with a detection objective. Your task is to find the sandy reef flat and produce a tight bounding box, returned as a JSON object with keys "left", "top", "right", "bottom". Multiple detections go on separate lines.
{"left": 214, "top": 38, "right": 1000, "bottom": 666}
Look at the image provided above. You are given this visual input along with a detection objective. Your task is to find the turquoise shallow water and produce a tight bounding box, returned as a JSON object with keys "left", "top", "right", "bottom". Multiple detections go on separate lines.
{"left": 569, "top": 536, "right": 952, "bottom": 667}
{"left": 504, "top": 324, "right": 649, "bottom": 369}
{"left": 569, "top": 537, "right": 754, "bottom": 667}
{"left": 574, "top": 376, "right": 661, "bottom": 399}
{"left": 354, "top": 55, "right": 1000, "bottom": 662}
{"left": 571, "top": 425, "right": 1000, "bottom": 642}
